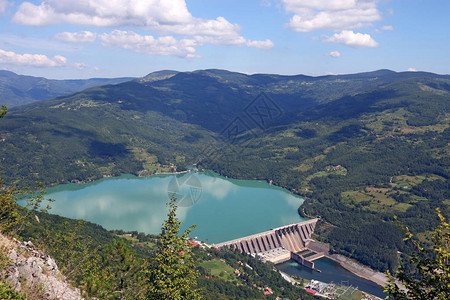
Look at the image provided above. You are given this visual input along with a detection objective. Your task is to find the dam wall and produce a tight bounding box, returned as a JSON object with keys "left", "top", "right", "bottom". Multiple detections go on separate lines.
{"left": 291, "top": 252, "right": 315, "bottom": 269}
{"left": 215, "top": 219, "right": 321, "bottom": 269}
{"left": 215, "top": 219, "right": 318, "bottom": 254}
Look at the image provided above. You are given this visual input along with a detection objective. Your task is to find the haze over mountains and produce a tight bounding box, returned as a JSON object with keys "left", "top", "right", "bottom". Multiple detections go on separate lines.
{"left": 0, "top": 68, "right": 449, "bottom": 272}
{"left": 0, "top": 70, "right": 134, "bottom": 108}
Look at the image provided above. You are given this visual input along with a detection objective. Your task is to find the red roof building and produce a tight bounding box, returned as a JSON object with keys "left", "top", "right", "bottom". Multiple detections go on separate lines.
{"left": 305, "top": 288, "right": 317, "bottom": 295}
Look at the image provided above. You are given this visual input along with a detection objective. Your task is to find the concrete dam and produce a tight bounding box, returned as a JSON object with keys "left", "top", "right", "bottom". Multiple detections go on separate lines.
{"left": 215, "top": 219, "right": 323, "bottom": 267}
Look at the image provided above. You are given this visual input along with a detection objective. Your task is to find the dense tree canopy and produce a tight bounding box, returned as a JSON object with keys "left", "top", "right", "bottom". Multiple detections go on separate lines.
{"left": 385, "top": 209, "right": 450, "bottom": 299}
{"left": 147, "top": 196, "right": 201, "bottom": 299}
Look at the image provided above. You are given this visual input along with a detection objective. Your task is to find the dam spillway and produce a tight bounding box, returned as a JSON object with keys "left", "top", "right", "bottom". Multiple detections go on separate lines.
{"left": 215, "top": 219, "right": 319, "bottom": 265}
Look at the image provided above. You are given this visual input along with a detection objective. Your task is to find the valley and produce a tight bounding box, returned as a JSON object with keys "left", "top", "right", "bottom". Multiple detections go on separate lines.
{"left": 1, "top": 68, "right": 448, "bottom": 299}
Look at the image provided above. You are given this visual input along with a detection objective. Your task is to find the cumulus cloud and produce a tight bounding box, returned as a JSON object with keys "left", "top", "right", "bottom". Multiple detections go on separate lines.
{"left": 12, "top": 0, "right": 191, "bottom": 27}
{"left": 0, "top": 49, "right": 67, "bottom": 67}
{"left": 245, "top": 39, "right": 274, "bottom": 49}
{"left": 99, "top": 30, "right": 198, "bottom": 57}
{"left": 194, "top": 34, "right": 274, "bottom": 49}
{"left": 12, "top": 0, "right": 273, "bottom": 55}
{"left": 11, "top": 1, "right": 247, "bottom": 37}
{"left": 54, "top": 31, "right": 97, "bottom": 43}
{"left": 323, "top": 30, "right": 378, "bottom": 48}
{"left": 407, "top": 68, "right": 417, "bottom": 72}
{"left": 99, "top": 30, "right": 273, "bottom": 58}
{"left": 381, "top": 25, "right": 393, "bottom": 31}
{"left": 327, "top": 50, "right": 341, "bottom": 57}
{"left": 282, "top": 0, "right": 381, "bottom": 32}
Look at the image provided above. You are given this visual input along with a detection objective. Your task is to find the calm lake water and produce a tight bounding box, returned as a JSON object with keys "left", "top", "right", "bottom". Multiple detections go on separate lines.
{"left": 38, "top": 172, "right": 307, "bottom": 244}
{"left": 32, "top": 171, "right": 384, "bottom": 296}
{"left": 277, "top": 258, "right": 385, "bottom": 298}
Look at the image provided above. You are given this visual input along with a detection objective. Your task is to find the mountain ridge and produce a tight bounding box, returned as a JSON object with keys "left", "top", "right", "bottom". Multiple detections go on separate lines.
{"left": 0, "top": 70, "right": 135, "bottom": 108}
{"left": 0, "top": 68, "right": 448, "bottom": 273}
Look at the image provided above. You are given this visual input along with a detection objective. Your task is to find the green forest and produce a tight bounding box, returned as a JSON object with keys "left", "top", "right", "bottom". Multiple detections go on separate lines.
{"left": 0, "top": 69, "right": 449, "bottom": 296}
{"left": 1, "top": 188, "right": 317, "bottom": 299}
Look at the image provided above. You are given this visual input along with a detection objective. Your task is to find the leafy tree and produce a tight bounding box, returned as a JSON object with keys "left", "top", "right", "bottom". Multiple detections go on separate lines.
{"left": 147, "top": 196, "right": 201, "bottom": 299}
{"left": 385, "top": 208, "right": 449, "bottom": 299}
{"left": 84, "top": 239, "right": 146, "bottom": 299}
{"left": 0, "top": 106, "right": 20, "bottom": 234}
{"left": 0, "top": 105, "right": 6, "bottom": 118}
{"left": 0, "top": 180, "right": 23, "bottom": 234}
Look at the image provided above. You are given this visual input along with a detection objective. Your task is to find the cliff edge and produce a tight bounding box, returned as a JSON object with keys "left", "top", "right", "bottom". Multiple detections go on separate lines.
{"left": 0, "top": 233, "right": 82, "bottom": 299}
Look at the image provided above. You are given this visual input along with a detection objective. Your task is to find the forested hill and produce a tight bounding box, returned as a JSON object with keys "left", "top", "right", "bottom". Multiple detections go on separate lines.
{"left": 0, "top": 69, "right": 448, "bottom": 272}
{"left": 0, "top": 70, "right": 134, "bottom": 108}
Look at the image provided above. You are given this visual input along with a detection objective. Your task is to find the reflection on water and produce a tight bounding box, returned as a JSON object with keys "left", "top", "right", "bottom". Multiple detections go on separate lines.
{"left": 35, "top": 172, "right": 307, "bottom": 243}
{"left": 277, "top": 258, "right": 385, "bottom": 298}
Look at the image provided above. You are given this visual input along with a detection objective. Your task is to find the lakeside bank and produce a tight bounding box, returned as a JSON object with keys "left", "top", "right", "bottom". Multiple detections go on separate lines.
{"left": 306, "top": 240, "right": 387, "bottom": 287}
{"left": 27, "top": 169, "right": 390, "bottom": 292}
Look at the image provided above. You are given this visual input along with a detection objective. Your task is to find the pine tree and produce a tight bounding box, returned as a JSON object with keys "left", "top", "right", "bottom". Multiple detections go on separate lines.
{"left": 84, "top": 239, "right": 146, "bottom": 299}
{"left": 147, "top": 196, "right": 201, "bottom": 299}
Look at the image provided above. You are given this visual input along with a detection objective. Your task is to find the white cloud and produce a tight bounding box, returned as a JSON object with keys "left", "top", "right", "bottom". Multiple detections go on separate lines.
{"left": 246, "top": 39, "right": 274, "bottom": 49}
{"left": 381, "top": 25, "right": 393, "bottom": 31}
{"left": 407, "top": 68, "right": 417, "bottom": 72}
{"left": 0, "top": 0, "right": 11, "bottom": 14}
{"left": 0, "top": 49, "right": 67, "bottom": 67}
{"left": 12, "top": 0, "right": 192, "bottom": 27}
{"left": 327, "top": 50, "right": 341, "bottom": 57}
{"left": 282, "top": 0, "right": 381, "bottom": 32}
{"left": 54, "top": 31, "right": 97, "bottom": 43}
{"left": 12, "top": 0, "right": 274, "bottom": 54}
{"left": 194, "top": 34, "right": 274, "bottom": 49}
{"left": 323, "top": 30, "right": 378, "bottom": 48}
{"left": 99, "top": 30, "right": 198, "bottom": 57}
{"left": 74, "top": 62, "right": 88, "bottom": 70}
{"left": 11, "top": 1, "right": 242, "bottom": 37}
{"left": 99, "top": 30, "right": 273, "bottom": 57}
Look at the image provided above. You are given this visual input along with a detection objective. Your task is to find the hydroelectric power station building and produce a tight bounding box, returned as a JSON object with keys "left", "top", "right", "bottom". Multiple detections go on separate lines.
{"left": 215, "top": 219, "right": 323, "bottom": 269}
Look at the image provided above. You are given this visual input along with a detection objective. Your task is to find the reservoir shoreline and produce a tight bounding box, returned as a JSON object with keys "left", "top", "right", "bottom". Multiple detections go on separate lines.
{"left": 33, "top": 172, "right": 306, "bottom": 244}
{"left": 306, "top": 240, "right": 387, "bottom": 288}
{"left": 325, "top": 253, "right": 387, "bottom": 288}
{"left": 35, "top": 170, "right": 388, "bottom": 290}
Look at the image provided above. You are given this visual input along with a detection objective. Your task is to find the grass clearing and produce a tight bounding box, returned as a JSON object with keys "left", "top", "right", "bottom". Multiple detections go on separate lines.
{"left": 293, "top": 154, "right": 326, "bottom": 172}
{"left": 392, "top": 174, "right": 445, "bottom": 191}
{"left": 306, "top": 165, "right": 348, "bottom": 182}
{"left": 342, "top": 189, "right": 413, "bottom": 213}
{"left": 200, "top": 260, "right": 235, "bottom": 281}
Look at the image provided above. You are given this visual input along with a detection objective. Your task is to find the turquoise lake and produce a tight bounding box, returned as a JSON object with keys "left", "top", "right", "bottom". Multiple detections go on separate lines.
{"left": 33, "top": 171, "right": 385, "bottom": 296}
{"left": 39, "top": 172, "right": 307, "bottom": 244}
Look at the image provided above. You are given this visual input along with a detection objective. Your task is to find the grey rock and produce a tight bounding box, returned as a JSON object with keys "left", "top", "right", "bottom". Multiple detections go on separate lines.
{"left": 1, "top": 233, "right": 83, "bottom": 299}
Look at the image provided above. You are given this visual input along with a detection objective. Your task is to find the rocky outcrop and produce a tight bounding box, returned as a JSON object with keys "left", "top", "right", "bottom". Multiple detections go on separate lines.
{"left": 0, "top": 233, "right": 83, "bottom": 299}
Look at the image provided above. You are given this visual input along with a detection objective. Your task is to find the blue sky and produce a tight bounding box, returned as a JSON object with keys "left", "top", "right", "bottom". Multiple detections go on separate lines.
{"left": 0, "top": 0, "right": 448, "bottom": 79}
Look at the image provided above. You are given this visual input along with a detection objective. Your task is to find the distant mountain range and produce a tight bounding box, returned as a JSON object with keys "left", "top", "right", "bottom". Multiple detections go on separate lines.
{"left": 0, "top": 68, "right": 448, "bottom": 272}
{"left": 0, "top": 70, "right": 134, "bottom": 107}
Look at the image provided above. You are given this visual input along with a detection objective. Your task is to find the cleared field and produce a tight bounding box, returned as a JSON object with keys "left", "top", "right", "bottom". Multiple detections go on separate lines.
{"left": 340, "top": 173, "right": 445, "bottom": 213}
{"left": 341, "top": 190, "right": 413, "bottom": 213}
{"left": 199, "top": 260, "right": 235, "bottom": 281}
{"left": 117, "top": 234, "right": 156, "bottom": 248}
